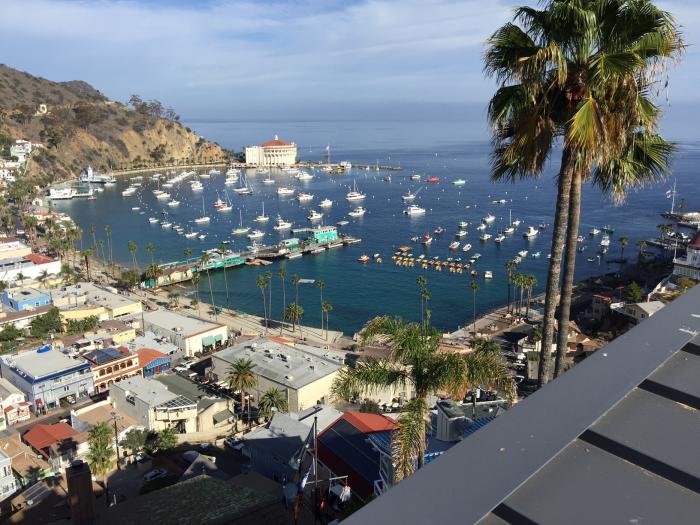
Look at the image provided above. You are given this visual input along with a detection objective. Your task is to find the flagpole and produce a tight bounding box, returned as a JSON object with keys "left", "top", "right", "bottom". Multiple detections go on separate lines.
{"left": 313, "top": 415, "right": 319, "bottom": 523}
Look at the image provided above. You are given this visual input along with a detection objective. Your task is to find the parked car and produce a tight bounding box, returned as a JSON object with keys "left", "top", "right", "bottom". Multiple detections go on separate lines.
{"left": 173, "top": 365, "right": 188, "bottom": 373}
{"left": 143, "top": 468, "right": 168, "bottom": 482}
{"left": 224, "top": 438, "right": 245, "bottom": 452}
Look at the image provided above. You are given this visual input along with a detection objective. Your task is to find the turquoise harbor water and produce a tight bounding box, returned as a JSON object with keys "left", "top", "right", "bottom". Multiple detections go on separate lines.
{"left": 52, "top": 120, "right": 698, "bottom": 335}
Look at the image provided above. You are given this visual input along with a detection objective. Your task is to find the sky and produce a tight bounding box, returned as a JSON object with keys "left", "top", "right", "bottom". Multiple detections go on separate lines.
{"left": 1, "top": 0, "right": 699, "bottom": 132}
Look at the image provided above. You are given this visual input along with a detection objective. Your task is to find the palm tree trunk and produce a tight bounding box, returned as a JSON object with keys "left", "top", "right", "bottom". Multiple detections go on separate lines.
{"left": 206, "top": 270, "right": 217, "bottom": 321}
{"left": 538, "top": 148, "right": 575, "bottom": 388}
{"left": 472, "top": 290, "right": 477, "bottom": 334}
{"left": 554, "top": 171, "right": 582, "bottom": 378}
{"left": 506, "top": 273, "right": 511, "bottom": 314}
{"left": 223, "top": 266, "right": 229, "bottom": 300}
{"left": 420, "top": 293, "right": 424, "bottom": 332}
{"left": 260, "top": 289, "right": 268, "bottom": 332}
{"left": 280, "top": 279, "right": 286, "bottom": 335}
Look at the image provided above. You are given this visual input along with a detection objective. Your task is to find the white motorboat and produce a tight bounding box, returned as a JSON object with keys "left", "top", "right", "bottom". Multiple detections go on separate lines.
{"left": 277, "top": 187, "right": 295, "bottom": 196}
{"left": 480, "top": 233, "right": 492, "bottom": 241}
{"left": 319, "top": 198, "right": 333, "bottom": 208}
{"left": 404, "top": 205, "right": 426, "bottom": 216}
{"left": 456, "top": 230, "right": 468, "bottom": 238}
{"left": 504, "top": 226, "right": 515, "bottom": 234}
{"left": 296, "top": 171, "right": 313, "bottom": 181}
{"left": 307, "top": 209, "right": 323, "bottom": 221}
{"left": 346, "top": 179, "right": 366, "bottom": 201}
{"left": 185, "top": 231, "right": 198, "bottom": 238}
{"left": 482, "top": 214, "right": 496, "bottom": 223}
{"left": 161, "top": 222, "right": 172, "bottom": 229}
{"left": 348, "top": 206, "right": 366, "bottom": 218}
{"left": 247, "top": 229, "right": 265, "bottom": 240}
{"left": 225, "top": 176, "right": 239, "bottom": 185}
{"left": 462, "top": 243, "right": 472, "bottom": 252}
{"left": 518, "top": 250, "right": 529, "bottom": 258}
{"left": 590, "top": 227, "right": 601, "bottom": 236}
{"left": 452, "top": 179, "right": 466, "bottom": 186}
{"left": 131, "top": 206, "right": 140, "bottom": 211}
{"left": 297, "top": 192, "right": 314, "bottom": 202}
{"left": 273, "top": 215, "right": 292, "bottom": 231}
{"left": 512, "top": 219, "right": 522, "bottom": 227}
{"left": 458, "top": 221, "right": 469, "bottom": 228}
{"left": 476, "top": 223, "right": 487, "bottom": 231}
{"left": 167, "top": 199, "right": 180, "bottom": 207}
{"left": 484, "top": 271, "right": 493, "bottom": 279}
{"left": 209, "top": 169, "right": 221, "bottom": 176}
{"left": 148, "top": 217, "right": 158, "bottom": 224}
{"left": 494, "top": 233, "right": 506, "bottom": 243}
{"left": 600, "top": 235, "right": 611, "bottom": 247}
{"left": 523, "top": 226, "right": 538, "bottom": 238}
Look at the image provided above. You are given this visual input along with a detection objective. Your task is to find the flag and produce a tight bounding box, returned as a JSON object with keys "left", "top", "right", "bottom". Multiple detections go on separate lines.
{"left": 325, "top": 144, "right": 330, "bottom": 151}
{"left": 297, "top": 462, "right": 313, "bottom": 494}
{"left": 340, "top": 484, "right": 352, "bottom": 502}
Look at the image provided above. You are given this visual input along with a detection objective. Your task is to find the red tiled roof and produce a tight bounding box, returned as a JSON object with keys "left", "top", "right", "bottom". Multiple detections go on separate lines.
{"left": 136, "top": 347, "right": 170, "bottom": 368}
{"left": 24, "top": 253, "right": 55, "bottom": 265}
{"left": 689, "top": 232, "right": 700, "bottom": 250}
{"left": 260, "top": 138, "right": 293, "bottom": 148}
{"left": 23, "top": 422, "right": 76, "bottom": 452}
{"left": 340, "top": 412, "right": 398, "bottom": 433}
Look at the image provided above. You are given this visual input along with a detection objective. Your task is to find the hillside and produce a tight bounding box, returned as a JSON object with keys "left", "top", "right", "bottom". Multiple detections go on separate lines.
{"left": 0, "top": 64, "right": 228, "bottom": 184}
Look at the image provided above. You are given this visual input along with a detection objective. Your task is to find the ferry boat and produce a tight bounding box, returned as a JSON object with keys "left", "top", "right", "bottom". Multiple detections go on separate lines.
{"left": 523, "top": 226, "right": 538, "bottom": 238}
{"left": 277, "top": 187, "right": 295, "bottom": 196}
{"left": 434, "top": 227, "right": 445, "bottom": 235}
{"left": 273, "top": 216, "right": 292, "bottom": 231}
{"left": 479, "top": 233, "right": 492, "bottom": 241}
{"left": 449, "top": 241, "right": 460, "bottom": 250}
{"left": 404, "top": 205, "right": 426, "bottom": 216}
{"left": 148, "top": 217, "right": 158, "bottom": 224}
{"left": 589, "top": 227, "right": 601, "bottom": 236}
{"left": 254, "top": 203, "right": 269, "bottom": 223}
{"left": 346, "top": 180, "right": 366, "bottom": 201}
{"left": 247, "top": 229, "right": 265, "bottom": 240}
{"left": 427, "top": 176, "right": 439, "bottom": 183}
{"left": 297, "top": 192, "right": 314, "bottom": 202}
{"left": 421, "top": 234, "right": 433, "bottom": 245}
{"left": 307, "top": 209, "right": 323, "bottom": 221}
{"left": 482, "top": 214, "right": 496, "bottom": 223}
{"left": 452, "top": 179, "right": 466, "bottom": 186}
{"left": 319, "top": 198, "right": 333, "bottom": 208}
{"left": 462, "top": 243, "right": 472, "bottom": 252}
{"left": 484, "top": 271, "right": 493, "bottom": 279}
{"left": 348, "top": 206, "right": 366, "bottom": 218}
{"left": 410, "top": 174, "right": 421, "bottom": 181}
{"left": 167, "top": 199, "right": 180, "bottom": 207}
{"left": 494, "top": 233, "right": 506, "bottom": 243}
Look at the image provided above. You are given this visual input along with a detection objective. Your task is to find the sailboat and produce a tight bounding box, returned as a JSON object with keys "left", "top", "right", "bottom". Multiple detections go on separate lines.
{"left": 504, "top": 209, "right": 515, "bottom": 234}
{"left": 255, "top": 202, "right": 270, "bottom": 223}
{"left": 402, "top": 187, "right": 422, "bottom": 201}
{"left": 194, "top": 196, "right": 210, "bottom": 224}
{"left": 234, "top": 173, "right": 252, "bottom": 195}
{"left": 217, "top": 191, "right": 233, "bottom": 212}
{"left": 346, "top": 179, "right": 366, "bottom": 201}
{"left": 262, "top": 172, "right": 275, "bottom": 185}
{"left": 232, "top": 209, "right": 249, "bottom": 235}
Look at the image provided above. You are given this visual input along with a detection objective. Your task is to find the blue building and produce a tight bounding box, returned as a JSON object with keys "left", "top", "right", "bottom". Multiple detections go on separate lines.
{"left": 310, "top": 226, "right": 338, "bottom": 243}
{"left": 1, "top": 288, "right": 51, "bottom": 312}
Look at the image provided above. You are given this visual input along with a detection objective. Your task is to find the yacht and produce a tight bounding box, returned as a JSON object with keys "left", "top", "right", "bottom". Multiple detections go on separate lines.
{"left": 148, "top": 217, "right": 158, "bottom": 224}
{"left": 153, "top": 189, "right": 164, "bottom": 197}
{"left": 348, "top": 206, "right": 366, "bottom": 218}
{"left": 462, "top": 243, "right": 472, "bottom": 252}
{"left": 337, "top": 220, "right": 349, "bottom": 226}
{"left": 449, "top": 241, "right": 460, "bottom": 250}
{"left": 262, "top": 174, "right": 275, "bottom": 185}
{"left": 297, "top": 192, "right": 314, "bottom": 202}
{"left": 512, "top": 219, "right": 521, "bottom": 227}
{"left": 434, "top": 227, "right": 445, "bottom": 235}
{"left": 456, "top": 230, "right": 468, "bottom": 238}
{"left": 346, "top": 180, "right": 366, "bottom": 201}
{"left": 184, "top": 231, "right": 198, "bottom": 239}
{"left": 255, "top": 168, "right": 269, "bottom": 175}
{"left": 319, "top": 198, "right": 333, "bottom": 208}
{"left": 226, "top": 168, "right": 240, "bottom": 177}
{"left": 410, "top": 174, "right": 421, "bottom": 181}
{"left": 307, "top": 209, "right": 323, "bottom": 221}
{"left": 484, "top": 271, "right": 493, "bottom": 279}
{"left": 600, "top": 235, "right": 611, "bottom": 247}
{"left": 199, "top": 171, "right": 211, "bottom": 179}
{"left": 273, "top": 215, "right": 292, "bottom": 231}
{"left": 532, "top": 252, "right": 541, "bottom": 258}
{"left": 482, "top": 214, "right": 496, "bottom": 223}
{"left": 494, "top": 233, "right": 506, "bottom": 243}
{"left": 480, "top": 233, "right": 492, "bottom": 241}
{"left": 234, "top": 174, "right": 252, "bottom": 195}
{"left": 296, "top": 171, "right": 313, "bottom": 181}
{"left": 198, "top": 234, "right": 207, "bottom": 240}
{"left": 589, "top": 227, "right": 601, "bottom": 236}
{"left": 277, "top": 187, "right": 295, "bottom": 196}
{"left": 518, "top": 250, "right": 529, "bottom": 258}
{"left": 247, "top": 229, "right": 265, "bottom": 240}
{"left": 452, "top": 179, "right": 466, "bottom": 186}
{"left": 476, "top": 223, "right": 487, "bottom": 231}
{"left": 121, "top": 188, "right": 136, "bottom": 197}
{"left": 457, "top": 221, "right": 469, "bottom": 229}
{"left": 523, "top": 226, "right": 538, "bottom": 238}
{"left": 255, "top": 203, "right": 269, "bottom": 223}
{"left": 213, "top": 194, "right": 226, "bottom": 209}
{"left": 401, "top": 191, "right": 417, "bottom": 201}
{"left": 404, "top": 205, "right": 426, "bottom": 216}
{"left": 161, "top": 221, "right": 172, "bottom": 229}
{"left": 503, "top": 225, "right": 515, "bottom": 234}
{"left": 167, "top": 199, "right": 180, "bottom": 207}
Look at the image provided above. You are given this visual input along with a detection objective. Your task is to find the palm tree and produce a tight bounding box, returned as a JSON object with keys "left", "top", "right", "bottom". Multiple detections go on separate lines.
{"left": 485, "top": 0, "right": 682, "bottom": 387}
{"left": 145, "top": 263, "right": 162, "bottom": 288}
{"left": 146, "top": 243, "right": 156, "bottom": 265}
{"left": 200, "top": 253, "right": 217, "bottom": 321}
{"left": 619, "top": 236, "right": 630, "bottom": 260}
{"left": 284, "top": 303, "right": 304, "bottom": 335}
{"left": 256, "top": 275, "right": 268, "bottom": 332}
{"left": 191, "top": 273, "right": 202, "bottom": 317}
{"left": 322, "top": 301, "right": 333, "bottom": 341}
{"left": 38, "top": 269, "right": 51, "bottom": 300}
{"left": 504, "top": 260, "right": 517, "bottom": 314}
{"left": 15, "top": 272, "right": 26, "bottom": 288}
{"left": 86, "top": 422, "right": 115, "bottom": 506}
{"left": 104, "top": 225, "right": 113, "bottom": 275}
{"left": 332, "top": 317, "right": 515, "bottom": 480}
{"left": 265, "top": 271, "right": 273, "bottom": 324}
{"left": 278, "top": 267, "right": 287, "bottom": 332}
{"left": 219, "top": 243, "right": 230, "bottom": 300}
{"left": 291, "top": 274, "right": 301, "bottom": 305}
{"left": 183, "top": 247, "right": 192, "bottom": 260}
{"left": 469, "top": 281, "right": 479, "bottom": 335}
{"left": 258, "top": 388, "right": 288, "bottom": 421}
{"left": 127, "top": 240, "right": 138, "bottom": 273}
{"left": 524, "top": 274, "right": 537, "bottom": 320}
{"left": 98, "top": 239, "right": 106, "bottom": 268}
{"left": 636, "top": 239, "right": 647, "bottom": 262}
{"left": 416, "top": 276, "right": 427, "bottom": 327}
{"left": 82, "top": 248, "right": 94, "bottom": 281}
{"left": 89, "top": 225, "right": 98, "bottom": 252}
{"left": 315, "top": 280, "right": 326, "bottom": 336}
{"left": 227, "top": 358, "right": 257, "bottom": 430}
{"left": 420, "top": 287, "right": 431, "bottom": 333}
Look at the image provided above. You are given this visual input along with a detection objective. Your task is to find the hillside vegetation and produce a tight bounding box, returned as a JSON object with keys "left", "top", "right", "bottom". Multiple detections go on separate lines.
{"left": 0, "top": 64, "right": 228, "bottom": 185}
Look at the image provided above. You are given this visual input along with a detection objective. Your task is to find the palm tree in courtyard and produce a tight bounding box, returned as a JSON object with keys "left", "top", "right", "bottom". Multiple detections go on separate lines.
{"left": 200, "top": 253, "right": 217, "bottom": 321}
{"left": 469, "top": 281, "right": 479, "bottom": 335}
{"left": 227, "top": 358, "right": 257, "bottom": 430}
{"left": 332, "top": 316, "right": 515, "bottom": 481}
{"left": 258, "top": 388, "right": 288, "bottom": 421}
{"left": 485, "top": 0, "right": 683, "bottom": 386}
{"left": 256, "top": 274, "right": 268, "bottom": 332}
{"left": 322, "top": 302, "right": 333, "bottom": 341}
{"left": 315, "top": 280, "right": 326, "bottom": 336}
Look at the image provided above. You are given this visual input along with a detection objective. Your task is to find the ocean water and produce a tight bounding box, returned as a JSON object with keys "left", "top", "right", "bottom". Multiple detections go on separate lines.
{"left": 52, "top": 120, "right": 698, "bottom": 335}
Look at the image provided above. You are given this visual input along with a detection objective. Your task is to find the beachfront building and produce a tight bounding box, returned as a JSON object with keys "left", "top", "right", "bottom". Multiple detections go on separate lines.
{"left": 0, "top": 238, "right": 32, "bottom": 260}
{"left": 109, "top": 376, "right": 197, "bottom": 434}
{"left": 142, "top": 310, "right": 227, "bottom": 358}
{"left": 310, "top": 226, "right": 338, "bottom": 244}
{"left": 0, "top": 253, "right": 61, "bottom": 287}
{"left": 0, "top": 346, "right": 94, "bottom": 413}
{"left": 211, "top": 337, "right": 344, "bottom": 412}
{"left": 673, "top": 231, "right": 700, "bottom": 280}
{"left": 52, "top": 282, "right": 142, "bottom": 323}
{"left": 83, "top": 347, "right": 141, "bottom": 393}
{"left": 245, "top": 135, "right": 297, "bottom": 166}
{"left": 1, "top": 287, "right": 51, "bottom": 312}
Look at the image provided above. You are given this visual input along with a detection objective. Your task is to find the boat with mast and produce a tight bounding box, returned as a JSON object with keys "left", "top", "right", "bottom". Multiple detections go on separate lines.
{"left": 232, "top": 210, "right": 249, "bottom": 235}
{"left": 402, "top": 187, "right": 422, "bottom": 201}
{"left": 194, "top": 197, "right": 210, "bottom": 224}
{"left": 346, "top": 179, "right": 366, "bottom": 201}
{"left": 255, "top": 202, "right": 269, "bottom": 223}
{"left": 234, "top": 173, "right": 252, "bottom": 195}
{"left": 217, "top": 191, "right": 233, "bottom": 212}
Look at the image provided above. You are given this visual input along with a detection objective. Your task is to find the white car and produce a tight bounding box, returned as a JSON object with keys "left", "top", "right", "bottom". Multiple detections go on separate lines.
{"left": 224, "top": 438, "right": 245, "bottom": 452}
{"left": 143, "top": 468, "right": 168, "bottom": 482}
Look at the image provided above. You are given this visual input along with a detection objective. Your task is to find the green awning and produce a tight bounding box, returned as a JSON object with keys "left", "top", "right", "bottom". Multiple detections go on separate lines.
{"left": 214, "top": 334, "right": 223, "bottom": 342}
{"left": 202, "top": 335, "right": 215, "bottom": 346}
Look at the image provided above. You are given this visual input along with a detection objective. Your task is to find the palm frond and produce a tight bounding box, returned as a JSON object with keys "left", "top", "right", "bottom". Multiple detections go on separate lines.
{"left": 392, "top": 398, "right": 428, "bottom": 483}
{"left": 464, "top": 351, "right": 516, "bottom": 404}
{"left": 330, "top": 358, "right": 409, "bottom": 401}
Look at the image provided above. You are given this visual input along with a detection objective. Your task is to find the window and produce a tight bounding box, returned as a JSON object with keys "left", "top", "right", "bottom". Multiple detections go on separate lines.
{"left": 99, "top": 369, "right": 105, "bottom": 377}
{"left": 127, "top": 360, "right": 133, "bottom": 367}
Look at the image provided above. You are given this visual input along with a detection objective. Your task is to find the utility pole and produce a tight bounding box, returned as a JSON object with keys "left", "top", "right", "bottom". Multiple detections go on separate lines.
{"left": 111, "top": 410, "right": 121, "bottom": 470}
{"left": 313, "top": 416, "right": 318, "bottom": 523}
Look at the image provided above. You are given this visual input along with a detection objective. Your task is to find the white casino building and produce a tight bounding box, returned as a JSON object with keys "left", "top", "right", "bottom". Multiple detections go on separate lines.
{"left": 245, "top": 135, "right": 297, "bottom": 166}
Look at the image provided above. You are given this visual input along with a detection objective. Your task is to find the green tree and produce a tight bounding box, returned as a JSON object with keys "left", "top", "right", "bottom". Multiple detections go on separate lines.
{"left": 258, "top": 388, "right": 288, "bottom": 420}
{"left": 119, "top": 428, "right": 148, "bottom": 457}
{"left": 524, "top": 274, "right": 537, "bottom": 319}
{"left": 284, "top": 303, "right": 304, "bottom": 336}
{"left": 485, "top": 0, "right": 682, "bottom": 386}
{"left": 322, "top": 302, "right": 333, "bottom": 341}
{"left": 315, "top": 280, "right": 326, "bottom": 335}
{"left": 278, "top": 267, "right": 287, "bottom": 333}
{"left": 472, "top": 337, "right": 501, "bottom": 354}
{"left": 677, "top": 277, "right": 696, "bottom": 292}
{"left": 619, "top": 236, "right": 630, "bottom": 260}
{"left": 146, "top": 242, "right": 156, "bottom": 265}
{"left": 636, "top": 239, "right": 647, "bottom": 261}
{"left": 30, "top": 307, "right": 63, "bottom": 338}
{"left": 416, "top": 276, "right": 427, "bottom": 329}
{"left": 191, "top": 273, "right": 202, "bottom": 317}
{"left": 104, "top": 225, "right": 113, "bottom": 276}
{"left": 81, "top": 248, "right": 94, "bottom": 281}
{"left": 469, "top": 281, "right": 479, "bottom": 335}
{"left": 504, "top": 260, "right": 517, "bottom": 314}
{"left": 291, "top": 274, "right": 301, "bottom": 306}
{"left": 219, "top": 243, "right": 230, "bottom": 300}
{"left": 127, "top": 240, "right": 138, "bottom": 273}
{"left": 14, "top": 272, "right": 26, "bottom": 287}
{"left": 332, "top": 317, "right": 515, "bottom": 480}
{"left": 256, "top": 274, "right": 268, "bottom": 332}
{"left": 265, "top": 270, "right": 273, "bottom": 324}
{"left": 227, "top": 358, "right": 258, "bottom": 430}
{"left": 156, "top": 428, "right": 178, "bottom": 451}
{"left": 145, "top": 263, "right": 162, "bottom": 287}
{"left": 625, "top": 281, "right": 644, "bottom": 303}
{"left": 86, "top": 422, "right": 115, "bottom": 505}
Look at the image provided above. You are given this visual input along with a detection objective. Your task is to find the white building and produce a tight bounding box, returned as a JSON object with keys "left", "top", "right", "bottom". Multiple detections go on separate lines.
{"left": 0, "top": 450, "right": 17, "bottom": 502}
{"left": 9, "top": 140, "right": 38, "bottom": 163}
{"left": 0, "top": 253, "right": 61, "bottom": 287}
{"left": 611, "top": 301, "right": 666, "bottom": 325}
{"left": 0, "top": 378, "right": 29, "bottom": 430}
{"left": 142, "top": 310, "right": 227, "bottom": 358}
{"left": 673, "top": 232, "right": 700, "bottom": 281}
{"left": 245, "top": 135, "right": 297, "bottom": 166}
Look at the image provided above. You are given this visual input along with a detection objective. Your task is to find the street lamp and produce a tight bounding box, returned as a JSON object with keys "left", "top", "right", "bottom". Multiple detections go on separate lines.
{"left": 110, "top": 409, "right": 121, "bottom": 470}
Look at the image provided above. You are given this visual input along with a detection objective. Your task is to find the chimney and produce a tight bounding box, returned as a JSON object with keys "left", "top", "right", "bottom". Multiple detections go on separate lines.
{"left": 66, "top": 459, "right": 95, "bottom": 525}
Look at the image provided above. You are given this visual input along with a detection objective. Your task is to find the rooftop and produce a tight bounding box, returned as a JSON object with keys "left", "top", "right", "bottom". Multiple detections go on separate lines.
{"left": 214, "top": 337, "right": 343, "bottom": 390}
{"left": 136, "top": 347, "right": 171, "bottom": 368}
{"left": 143, "top": 309, "right": 224, "bottom": 336}
{"left": 0, "top": 377, "right": 24, "bottom": 400}
{"left": 24, "top": 253, "right": 55, "bottom": 265}
{"left": 23, "top": 422, "right": 76, "bottom": 452}
{"left": 83, "top": 347, "right": 131, "bottom": 366}
{"left": 154, "top": 373, "right": 220, "bottom": 411}
{"left": 3, "top": 346, "right": 90, "bottom": 380}
{"left": 72, "top": 402, "right": 137, "bottom": 435}
{"left": 53, "top": 282, "right": 140, "bottom": 312}
{"left": 345, "top": 284, "right": 700, "bottom": 525}
{"left": 124, "top": 330, "right": 179, "bottom": 355}
{"left": 260, "top": 135, "right": 294, "bottom": 148}
{"left": 112, "top": 375, "right": 184, "bottom": 408}
{"left": 3, "top": 287, "right": 50, "bottom": 304}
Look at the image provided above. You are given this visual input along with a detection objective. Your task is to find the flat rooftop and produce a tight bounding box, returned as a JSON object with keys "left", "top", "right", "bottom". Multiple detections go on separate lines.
{"left": 53, "top": 282, "right": 140, "bottom": 311}
{"left": 3, "top": 347, "right": 89, "bottom": 380}
{"left": 84, "top": 347, "right": 131, "bottom": 366}
{"left": 123, "top": 331, "right": 179, "bottom": 355}
{"left": 213, "top": 337, "right": 343, "bottom": 390}
{"left": 113, "top": 376, "right": 194, "bottom": 409}
{"left": 3, "top": 287, "right": 49, "bottom": 303}
{"left": 143, "top": 309, "right": 224, "bottom": 336}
